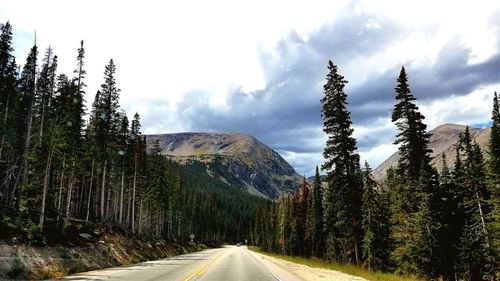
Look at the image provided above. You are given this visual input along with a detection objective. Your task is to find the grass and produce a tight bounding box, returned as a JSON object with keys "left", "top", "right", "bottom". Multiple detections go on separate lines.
{"left": 249, "top": 247, "right": 423, "bottom": 281}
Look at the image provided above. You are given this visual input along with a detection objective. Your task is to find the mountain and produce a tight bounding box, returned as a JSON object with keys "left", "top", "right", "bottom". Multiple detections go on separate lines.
{"left": 146, "top": 132, "right": 301, "bottom": 199}
{"left": 373, "top": 123, "right": 491, "bottom": 182}
{"left": 307, "top": 175, "right": 327, "bottom": 181}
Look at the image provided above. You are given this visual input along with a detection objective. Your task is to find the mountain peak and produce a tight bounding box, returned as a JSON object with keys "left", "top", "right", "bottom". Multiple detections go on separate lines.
{"left": 373, "top": 123, "right": 491, "bottom": 182}
{"left": 148, "top": 132, "right": 259, "bottom": 157}
{"left": 147, "top": 132, "right": 301, "bottom": 199}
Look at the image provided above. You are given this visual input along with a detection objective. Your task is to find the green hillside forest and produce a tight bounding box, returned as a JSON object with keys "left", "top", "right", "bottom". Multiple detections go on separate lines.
{"left": 0, "top": 22, "right": 266, "bottom": 245}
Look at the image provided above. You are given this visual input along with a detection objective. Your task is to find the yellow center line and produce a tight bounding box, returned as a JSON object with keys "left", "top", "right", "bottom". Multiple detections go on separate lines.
{"left": 183, "top": 250, "right": 226, "bottom": 281}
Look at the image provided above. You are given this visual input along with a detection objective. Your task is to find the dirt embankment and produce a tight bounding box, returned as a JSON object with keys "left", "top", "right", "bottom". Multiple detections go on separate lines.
{"left": 0, "top": 231, "right": 206, "bottom": 280}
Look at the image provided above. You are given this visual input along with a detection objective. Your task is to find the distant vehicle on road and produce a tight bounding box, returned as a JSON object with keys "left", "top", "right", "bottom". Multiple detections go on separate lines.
{"left": 236, "top": 243, "right": 241, "bottom": 247}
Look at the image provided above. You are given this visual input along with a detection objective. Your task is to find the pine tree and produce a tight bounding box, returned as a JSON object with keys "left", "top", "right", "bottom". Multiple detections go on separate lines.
{"left": 73, "top": 40, "right": 86, "bottom": 100}
{"left": 0, "top": 22, "right": 17, "bottom": 161}
{"left": 488, "top": 92, "right": 500, "bottom": 268}
{"left": 435, "top": 153, "right": 464, "bottom": 280}
{"left": 0, "top": 22, "right": 14, "bottom": 114}
{"left": 34, "top": 47, "right": 57, "bottom": 146}
{"left": 0, "top": 22, "right": 14, "bottom": 93}
{"left": 96, "top": 59, "right": 121, "bottom": 220}
{"left": 455, "top": 127, "right": 495, "bottom": 280}
{"left": 389, "top": 67, "right": 440, "bottom": 278}
{"left": 414, "top": 165, "right": 440, "bottom": 277}
{"left": 392, "top": 67, "right": 432, "bottom": 181}
{"left": 320, "top": 60, "right": 362, "bottom": 264}
{"left": 361, "top": 162, "right": 391, "bottom": 271}
{"left": 0, "top": 22, "right": 20, "bottom": 213}
{"left": 293, "top": 177, "right": 309, "bottom": 256}
{"left": 307, "top": 166, "right": 324, "bottom": 257}
{"left": 130, "top": 112, "right": 142, "bottom": 232}
{"left": 17, "top": 44, "right": 38, "bottom": 219}
{"left": 118, "top": 114, "right": 129, "bottom": 224}
{"left": 490, "top": 92, "right": 500, "bottom": 179}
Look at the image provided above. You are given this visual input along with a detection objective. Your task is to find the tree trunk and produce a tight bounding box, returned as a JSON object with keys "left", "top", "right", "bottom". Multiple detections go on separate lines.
{"left": 21, "top": 97, "right": 35, "bottom": 190}
{"left": 57, "top": 157, "right": 66, "bottom": 224}
{"left": 38, "top": 48, "right": 53, "bottom": 147}
{"left": 353, "top": 217, "right": 360, "bottom": 266}
{"left": 39, "top": 142, "right": 54, "bottom": 228}
{"left": 119, "top": 168, "right": 124, "bottom": 224}
{"left": 0, "top": 92, "right": 10, "bottom": 160}
{"left": 126, "top": 180, "right": 131, "bottom": 227}
{"left": 177, "top": 212, "right": 181, "bottom": 237}
{"left": 106, "top": 177, "right": 111, "bottom": 221}
{"left": 475, "top": 190, "right": 492, "bottom": 250}
{"left": 78, "top": 174, "right": 85, "bottom": 217}
{"left": 64, "top": 160, "right": 77, "bottom": 228}
{"left": 100, "top": 158, "right": 107, "bottom": 220}
{"left": 64, "top": 177, "right": 74, "bottom": 229}
{"left": 132, "top": 154, "right": 137, "bottom": 233}
{"left": 85, "top": 158, "right": 94, "bottom": 223}
{"left": 138, "top": 197, "right": 143, "bottom": 235}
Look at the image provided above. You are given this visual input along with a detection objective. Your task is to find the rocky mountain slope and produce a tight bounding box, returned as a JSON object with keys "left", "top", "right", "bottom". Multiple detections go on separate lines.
{"left": 373, "top": 123, "right": 491, "bottom": 181}
{"left": 146, "top": 132, "right": 301, "bottom": 199}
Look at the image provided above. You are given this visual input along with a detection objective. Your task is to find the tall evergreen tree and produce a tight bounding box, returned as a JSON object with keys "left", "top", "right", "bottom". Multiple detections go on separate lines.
{"left": 0, "top": 22, "right": 20, "bottom": 214}
{"left": 130, "top": 112, "right": 142, "bottom": 232}
{"left": 389, "top": 67, "right": 440, "bottom": 278}
{"left": 17, "top": 44, "right": 38, "bottom": 217}
{"left": 490, "top": 92, "right": 500, "bottom": 180}
{"left": 0, "top": 22, "right": 16, "bottom": 160}
{"left": 320, "top": 60, "right": 362, "bottom": 264}
{"left": 487, "top": 92, "right": 500, "bottom": 280}
{"left": 95, "top": 59, "right": 121, "bottom": 220}
{"left": 455, "top": 127, "right": 495, "bottom": 280}
{"left": 73, "top": 40, "right": 86, "bottom": 100}
{"left": 0, "top": 22, "right": 14, "bottom": 91}
{"left": 309, "top": 166, "right": 324, "bottom": 257}
{"left": 392, "top": 67, "right": 432, "bottom": 181}
{"left": 435, "top": 153, "right": 464, "bottom": 280}
{"left": 34, "top": 47, "right": 57, "bottom": 146}
{"left": 361, "top": 162, "right": 391, "bottom": 271}
{"left": 293, "top": 177, "right": 308, "bottom": 256}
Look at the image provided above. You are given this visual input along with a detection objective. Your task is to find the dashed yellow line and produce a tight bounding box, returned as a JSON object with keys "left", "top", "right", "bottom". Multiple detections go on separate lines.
{"left": 183, "top": 250, "right": 226, "bottom": 281}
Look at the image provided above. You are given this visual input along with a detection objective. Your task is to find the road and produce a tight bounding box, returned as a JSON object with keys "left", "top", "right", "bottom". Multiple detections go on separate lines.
{"left": 58, "top": 246, "right": 303, "bottom": 281}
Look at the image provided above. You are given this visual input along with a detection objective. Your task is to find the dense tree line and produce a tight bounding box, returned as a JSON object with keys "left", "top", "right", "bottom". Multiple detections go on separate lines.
{"left": 254, "top": 61, "right": 499, "bottom": 281}
{"left": 0, "top": 22, "right": 265, "bottom": 243}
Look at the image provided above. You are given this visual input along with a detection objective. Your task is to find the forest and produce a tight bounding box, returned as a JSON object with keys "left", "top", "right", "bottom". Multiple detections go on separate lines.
{"left": 0, "top": 22, "right": 266, "bottom": 244}
{"left": 253, "top": 61, "right": 500, "bottom": 281}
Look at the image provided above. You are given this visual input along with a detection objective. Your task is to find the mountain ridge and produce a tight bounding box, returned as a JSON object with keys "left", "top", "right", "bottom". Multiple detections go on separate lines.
{"left": 373, "top": 123, "right": 491, "bottom": 181}
{"left": 146, "top": 132, "right": 302, "bottom": 199}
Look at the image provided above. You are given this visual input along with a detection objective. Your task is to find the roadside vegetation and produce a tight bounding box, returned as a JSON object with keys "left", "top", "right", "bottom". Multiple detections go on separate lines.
{"left": 250, "top": 247, "right": 423, "bottom": 281}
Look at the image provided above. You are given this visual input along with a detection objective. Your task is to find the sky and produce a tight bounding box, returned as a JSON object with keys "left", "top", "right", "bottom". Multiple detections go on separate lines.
{"left": 1, "top": 0, "right": 499, "bottom": 176}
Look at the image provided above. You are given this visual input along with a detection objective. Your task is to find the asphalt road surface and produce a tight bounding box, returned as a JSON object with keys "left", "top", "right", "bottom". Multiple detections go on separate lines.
{"left": 58, "top": 246, "right": 303, "bottom": 281}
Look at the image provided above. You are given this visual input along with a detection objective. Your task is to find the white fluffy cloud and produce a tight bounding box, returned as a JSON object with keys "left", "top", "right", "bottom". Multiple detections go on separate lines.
{"left": 1, "top": 0, "right": 499, "bottom": 176}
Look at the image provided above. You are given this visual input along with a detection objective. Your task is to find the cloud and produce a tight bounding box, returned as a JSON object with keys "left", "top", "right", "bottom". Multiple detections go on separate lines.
{"left": 154, "top": 8, "right": 500, "bottom": 175}
{"left": 2, "top": 1, "right": 499, "bottom": 176}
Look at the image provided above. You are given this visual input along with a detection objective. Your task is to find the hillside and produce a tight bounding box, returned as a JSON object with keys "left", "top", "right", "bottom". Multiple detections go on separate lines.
{"left": 373, "top": 123, "right": 491, "bottom": 181}
{"left": 146, "top": 132, "right": 301, "bottom": 199}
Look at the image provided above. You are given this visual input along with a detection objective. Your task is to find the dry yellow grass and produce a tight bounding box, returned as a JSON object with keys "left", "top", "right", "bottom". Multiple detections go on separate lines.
{"left": 249, "top": 247, "right": 423, "bottom": 281}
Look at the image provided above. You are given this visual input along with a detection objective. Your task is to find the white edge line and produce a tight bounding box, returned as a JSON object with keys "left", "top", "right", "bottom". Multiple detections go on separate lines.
{"left": 245, "top": 248, "right": 283, "bottom": 281}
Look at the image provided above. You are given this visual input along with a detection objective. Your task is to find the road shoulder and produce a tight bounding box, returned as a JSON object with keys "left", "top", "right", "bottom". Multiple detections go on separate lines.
{"left": 248, "top": 250, "right": 367, "bottom": 281}
{"left": 246, "top": 248, "right": 303, "bottom": 281}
